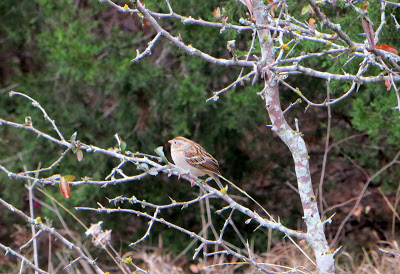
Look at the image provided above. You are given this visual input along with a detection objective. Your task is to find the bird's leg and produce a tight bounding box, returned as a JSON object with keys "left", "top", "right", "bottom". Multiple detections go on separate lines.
{"left": 173, "top": 168, "right": 190, "bottom": 180}
{"left": 176, "top": 170, "right": 200, "bottom": 188}
{"left": 191, "top": 177, "right": 203, "bottom": 187}
{"left": 169, "top": 165, "right": 200, "bottom": 186}
{"left": 168, "top": 164, "right": 183, "bottom": 179}
{"left": 178, "top": 172, "right": 190, "bottom": 180}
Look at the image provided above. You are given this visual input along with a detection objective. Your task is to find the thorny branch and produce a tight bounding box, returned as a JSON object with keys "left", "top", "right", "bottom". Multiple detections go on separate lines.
{"left": 0, "top": 198, "right": 104, "bottom": 274}
{"left": 331, "top": 151, "right": 400, "bottom": 247}
{"left": 98, "top": 0, "right": 400, "bottom": 109}
{"left": 0, "top": 91, "right": 305, "bottom": 273}
{"left": 95, "top": 0, "right": 399, "bottom": 272}
{"left": 0, "top": 242, "right": 48, "bottom": 274}
{"left": 2, "top": 0, "right": 400, "bottom": 272}
{"left": 76, "top": 204, "right": 278, "bottom": 273}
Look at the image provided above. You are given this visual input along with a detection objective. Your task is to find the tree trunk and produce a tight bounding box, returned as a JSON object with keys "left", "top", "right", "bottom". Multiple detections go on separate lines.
{"left": 252, "top": 1, "right": 335, "bottom": 272}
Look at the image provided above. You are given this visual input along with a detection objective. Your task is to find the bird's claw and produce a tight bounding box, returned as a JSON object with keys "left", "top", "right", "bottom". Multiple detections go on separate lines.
{"left": 177, "top": 171, "right": 191, "bottom": 180}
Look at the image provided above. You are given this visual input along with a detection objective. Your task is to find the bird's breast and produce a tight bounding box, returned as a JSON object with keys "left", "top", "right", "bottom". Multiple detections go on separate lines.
{"left": 171, "top": 150, "right": 205, "bottom": 177}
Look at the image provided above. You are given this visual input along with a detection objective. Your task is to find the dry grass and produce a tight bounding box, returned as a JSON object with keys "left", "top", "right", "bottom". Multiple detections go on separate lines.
{"left": 119, "top": 240, "right": 400, "bottom": 274}
{"left": 336, "top": 241, "right": 400, "bottom": 274}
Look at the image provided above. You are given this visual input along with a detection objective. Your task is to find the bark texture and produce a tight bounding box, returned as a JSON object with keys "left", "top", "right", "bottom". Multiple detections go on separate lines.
{"left": 251, "top": 1, "right": 335, "bottom": 272}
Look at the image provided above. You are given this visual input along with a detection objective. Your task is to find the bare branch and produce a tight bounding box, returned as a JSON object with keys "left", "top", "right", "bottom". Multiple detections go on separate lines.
{"left": 378, "top": 0, "right": 400, "bottom": 8}
{"left": 306, "top": 0, "right": 355, "bottom": 48}
{"left": 378, "top": 248, "right": 400, "bottom": 257}
{"left": 76, "top": 205, "right": 276, "bottom": 273}
{"left": 0, "top": 243, "right": 49, "bottom": 274}
{"left": 9, "top": 91, "right": 66, "bottom": 141}
{"left": 133, "top": 1, "right": 254, "bottom": 68}
{"left": 131, "top": 32, "right": 162, "bottom": 63}
{"left": 129, "top": 208, "right": 159, "bottom": 247}
{"left": 20, "top": 229, "right": 43, "bottom": 251}
{"left": 331, "top": 151, "right": 400, "bottom": 247}
{"left": 273, "top": 64, "right": 400, "bottom": 83}
{"left": 0, "top": 198, "right": 104, "bottom": 274}
{"left": 207, "top": 70, "right": 257, "bottom": 102}
{"left": 318, "top": 81, "right": 332, "bottom": 219}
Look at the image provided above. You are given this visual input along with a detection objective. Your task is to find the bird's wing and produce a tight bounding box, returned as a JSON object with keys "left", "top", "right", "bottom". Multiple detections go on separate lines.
{"left": 184, "top": 143, "right": 221, "bottom": 175}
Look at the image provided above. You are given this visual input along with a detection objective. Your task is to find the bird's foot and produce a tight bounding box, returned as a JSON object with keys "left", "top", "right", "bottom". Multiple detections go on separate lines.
{"left": 176, "top": 170, "right": 190, "bottom": 180}
{"left": 190, "top": 178, "right": 203, "bottom": 187}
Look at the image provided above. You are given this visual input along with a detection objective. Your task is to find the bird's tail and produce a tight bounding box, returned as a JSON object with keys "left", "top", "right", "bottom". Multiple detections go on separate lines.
{"left": 210, "top": 173, "right": 224, "bottom": 189}
{"left": 217, "top": 175, "right": 273, "bottom": 220}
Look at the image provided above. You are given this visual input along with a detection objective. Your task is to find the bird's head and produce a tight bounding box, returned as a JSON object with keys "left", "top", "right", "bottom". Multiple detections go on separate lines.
{"left": 168, "top": 136, "right": 192, "bottom": 151}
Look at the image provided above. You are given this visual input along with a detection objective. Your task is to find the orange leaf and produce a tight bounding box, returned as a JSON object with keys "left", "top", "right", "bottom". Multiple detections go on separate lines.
{"left": 385, "top": 78, "right": 391, "bottom": 90}
{"left": 375, "top": 44, "right": 399, "bottom": 55}
{"left": 308, "top": 18, "right": 316, "bottom": 30}
{"left": 189, "top": 264, "right": 200, "bottom": 273}
{"left": 213, "top": 7, "right": 221, "bottom": 19}
{"left": 60, "top": 177, "right": 71, "bottom": 199}
{"left": 362, "top": 2, "right": 369, "bottom": 10}
{"left": 353, "top": 206, "right": 362, "bottom": 217}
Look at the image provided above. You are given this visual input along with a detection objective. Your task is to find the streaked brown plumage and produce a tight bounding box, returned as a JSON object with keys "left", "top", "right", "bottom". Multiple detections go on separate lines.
{"left": 168, "top": 136, "right": 223, "bottom": 189}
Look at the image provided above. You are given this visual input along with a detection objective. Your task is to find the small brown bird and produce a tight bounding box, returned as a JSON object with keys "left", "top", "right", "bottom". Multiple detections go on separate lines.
{"left": 168, "top": 136, "right": 224, "bottom": 189}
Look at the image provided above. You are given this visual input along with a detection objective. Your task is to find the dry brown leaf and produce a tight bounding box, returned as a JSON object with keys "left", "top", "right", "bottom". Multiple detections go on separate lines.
{"left": 362, "top": 16, "right": 375, "bottom": 49}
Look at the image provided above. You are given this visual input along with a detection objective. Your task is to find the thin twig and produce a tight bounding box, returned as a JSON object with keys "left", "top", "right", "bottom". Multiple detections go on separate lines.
{"left": 331, "top": 151, "right": 400, "bottom": 247}
{"left": 377, "top": 187, "right": 400, "bottom": 221}
{"left": 378, "top": 248, "right": 400, "bottom": 257}
{"left": 131, "top": 32, "right": 162, "bottom": 63}
{"left": 9, "top": 91, "right": 66, "bottom": 141}
{"left": 0, "top": 243, "right": 49, "bottom": 274}
{"left": 318, "top": 81, "right": 332, "bottom": 219}
{"left": 0, "top": 197, "right": 104, "bottom": 273}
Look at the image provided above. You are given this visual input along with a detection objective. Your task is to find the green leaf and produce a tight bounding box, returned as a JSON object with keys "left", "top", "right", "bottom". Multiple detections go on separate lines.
{"left": 120, "top": 141, "right": 127, "bottom": 154}
{"left": 154, "top": 146, "right": 168, "bottom": 164}
{"left": 64, "top": 175, "right": 76, "bottom": 182}
{"left": 301, "top": 5, "right": 313, "bottom": 15}
{"left": 47, "top": 174, "right": 61, "bottom": 181}
{"left": 138, "top": 163, "right": 149, "bottom": 171}
{"left": 70, "top": 132, "right": 77, "bottom": 146}
{"left": 148, "top": 168, "right": 158, "bottom": 176}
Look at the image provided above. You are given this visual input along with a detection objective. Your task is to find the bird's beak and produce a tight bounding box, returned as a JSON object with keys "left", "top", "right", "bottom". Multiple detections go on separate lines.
{"left": 168, "top": 139, "right": 173, "bottom": 144}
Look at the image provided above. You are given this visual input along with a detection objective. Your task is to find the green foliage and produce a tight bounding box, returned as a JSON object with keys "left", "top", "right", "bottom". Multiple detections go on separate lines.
{"left": 0, "top": 0, "right": 270, "bottom": 257}
{"left": 1, "top": 0, "right": 400, "bottom": 262}
{"left": 352, "top": 85, "right": 400, "bottom": 147}
{"left": 285, "top": 2, "right": 400, "bottom": 153}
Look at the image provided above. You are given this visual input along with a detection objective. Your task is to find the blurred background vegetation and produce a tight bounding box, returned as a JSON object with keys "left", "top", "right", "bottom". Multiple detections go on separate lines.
{"left": 1, "top": 0, "right": 399, "bottom": 272}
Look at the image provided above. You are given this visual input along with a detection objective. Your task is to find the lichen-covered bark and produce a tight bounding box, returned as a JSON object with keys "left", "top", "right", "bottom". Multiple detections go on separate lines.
{"left": 251, "top": 1, "right": 334, "bottom": 272}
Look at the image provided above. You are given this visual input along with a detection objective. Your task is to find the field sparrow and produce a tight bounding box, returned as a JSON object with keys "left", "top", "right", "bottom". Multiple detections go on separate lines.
{"left": 168, "top": 136, "right": 224, "bottom": 189}
{"left": 169, "top": 137, "right": 271, "bottom": 217}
